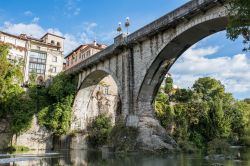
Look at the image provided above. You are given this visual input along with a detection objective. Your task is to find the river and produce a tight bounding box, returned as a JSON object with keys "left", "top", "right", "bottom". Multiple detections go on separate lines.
{"left": 0, "top": 147, "right": 249, "bottom": 166}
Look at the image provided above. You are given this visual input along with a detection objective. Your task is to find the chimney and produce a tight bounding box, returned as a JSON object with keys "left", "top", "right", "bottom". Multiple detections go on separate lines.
{"left": 20, "top": 34, "right": 27, "bottom": 39}
{"left": 93, "top": 40, "right": 97, "bottom": 46}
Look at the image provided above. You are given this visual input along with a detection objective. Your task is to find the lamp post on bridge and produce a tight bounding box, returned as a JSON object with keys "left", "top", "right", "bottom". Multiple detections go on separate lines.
{"left": 117, "top": 22, "right": 122, "bottom": 34}
{"left": 116, "top": 17, "right": 130, "bottom": 35}
{"left": 125, "top": 17, "right": 130, "bottom": 35}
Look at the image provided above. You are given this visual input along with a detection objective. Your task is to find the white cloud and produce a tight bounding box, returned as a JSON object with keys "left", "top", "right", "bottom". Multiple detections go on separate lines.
{"left": 64, "top": 34, "right": 80, "bottom": 55}
{"left": 0, "top": 21, "right": 80, "bottom": 54}
{"left": 0, "top": 21, "right": 114, "bottom": 55}
{"left": 64, "top": 0, "right": 82, "bottom": 17}
{"left": 24, "top": 11, "right": 33, "bottom": 16}
{"left": 1, "top": 21, "right": 45, "bottom": 37}
{"left": 170, "top": 45, "right": 250, "bottom": 99}
{"left": 76, "top": 22, "right": 115, "bottom": 44}
{"left": 79, "top": 22, "right": 98, "bottom": 43}
{"left": 32, "top": 17, "right": 40, "bottom": 23}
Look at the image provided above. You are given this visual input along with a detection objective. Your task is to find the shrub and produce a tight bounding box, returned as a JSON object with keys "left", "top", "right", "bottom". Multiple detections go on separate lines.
{"left": 207, "top": 138, "right": 230, "bottom": 155}
{"left": 88, "top": 114, "right": 112, "bottom": 147}
{"left": 38, "top": 95, "right": 73, "bottom": 136}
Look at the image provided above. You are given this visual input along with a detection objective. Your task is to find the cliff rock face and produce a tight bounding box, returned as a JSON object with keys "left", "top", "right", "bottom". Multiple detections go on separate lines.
{"left": 0, "top": 116, "right": 53, "bottom": 150}
{"left": 126, "top": 114, "right": 178, "bottom": 153}
{"left": 12, "top": 116, "right": 53, "bottom": 150}
{"left": 136, "top": 116, "right": 178, "bottom": 152}
{"left": 69, "top": 76, "right": 119, "bottom": 150}
{"left": 70, "top": 92, "right": 119, "bottom": 149}
{"left": 70, "top": 133, "right": 88, "bottom": 150}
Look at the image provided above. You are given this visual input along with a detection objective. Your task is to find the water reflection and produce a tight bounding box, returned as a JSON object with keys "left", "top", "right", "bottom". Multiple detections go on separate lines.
{"left": 1, "top": 148, "right": 250, "bottom": 166}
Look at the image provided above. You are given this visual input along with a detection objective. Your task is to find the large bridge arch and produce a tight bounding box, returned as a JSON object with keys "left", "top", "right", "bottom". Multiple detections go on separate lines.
{"left": 136, "top": 8, "right": 228, "bottom": 114}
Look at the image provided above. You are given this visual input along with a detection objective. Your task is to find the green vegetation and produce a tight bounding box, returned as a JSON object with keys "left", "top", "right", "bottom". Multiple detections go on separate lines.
{"left": 87, "top": 114, "right": 139, "bottom": 152}
{"left": 88, "top": 114, "right": 113, "bottom": 147}
{"left": 37, "top": 73, "right": 77, "bottom": 135}
{"left": 227, "top": 0, "right": 250, "bottom": 51}
{"left": 0, "top": 43, "right": 77, "bottom": 139}
{"left": 0, "top": 43, "right": 35, "bottom": 136}
{"left": 155, "top": 76, "right": 250, "bottom": 153}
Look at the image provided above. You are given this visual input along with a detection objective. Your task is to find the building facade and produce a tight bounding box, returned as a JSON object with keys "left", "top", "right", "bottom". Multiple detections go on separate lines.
{"left": 64, "top": 42, "right": 106, "bottom": 70}
{"left": 0, "top": 31, "right": 64, "bottom": 83}
{"left": 0, "top": 31, "right": 28, "bottom": 77}
{"left": 26, "top": 33, "right": 65, "bottom": 83}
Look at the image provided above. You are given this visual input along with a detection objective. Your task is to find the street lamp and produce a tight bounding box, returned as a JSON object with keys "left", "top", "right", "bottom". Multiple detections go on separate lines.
{"left": 125, "top": 17, "right": 130, "bottom": 35}
{"left": 117, "top": 22, "right": 122, "bottom": 34}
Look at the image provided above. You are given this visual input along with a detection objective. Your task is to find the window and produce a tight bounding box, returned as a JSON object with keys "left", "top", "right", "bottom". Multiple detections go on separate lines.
{"left": 75, "top": 55, "right": 77, "bottom": 62}
{"left": 52, "top": 67, "right": 56, "bottom": 73}
{"left": 52, "top": 56, "right": 57, "bottom": 62}
{"left": 86, "top": 50, "right": 91, "bottom": 57}
{"left": 29, "top": 51, "right": 47, "bottom": 64}
{"left": 66, "top": 59, "right": 69, "bottom": 66}
{"left": 57, "top": 42, "right": 60, "bottom": 47}
{"left": 51, "top": 40, "right": 55, "bottom": 45}
{"left": 28, "top": 51, "right": 47, "bottom": 74}
{"left": 29, "top": 62, "right": 46, "bottom": 74}
{"left": 104, "top": 87, "right": 109, "bottom": 95}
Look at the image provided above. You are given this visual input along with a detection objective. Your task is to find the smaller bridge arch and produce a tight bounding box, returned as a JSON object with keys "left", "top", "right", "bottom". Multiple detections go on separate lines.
{"left": 71, "top": 69, "right": 121, "bottom": 131}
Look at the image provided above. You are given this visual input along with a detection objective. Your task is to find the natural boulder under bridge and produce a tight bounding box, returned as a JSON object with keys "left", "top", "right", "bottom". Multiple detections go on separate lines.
{"left": 66, "top": 0, "right": 228, "bottom": 152}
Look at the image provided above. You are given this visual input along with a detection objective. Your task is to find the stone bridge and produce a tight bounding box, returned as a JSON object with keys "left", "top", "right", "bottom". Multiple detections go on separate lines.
{"left": 66, "top": 0, "right": 228, "bottom": 151}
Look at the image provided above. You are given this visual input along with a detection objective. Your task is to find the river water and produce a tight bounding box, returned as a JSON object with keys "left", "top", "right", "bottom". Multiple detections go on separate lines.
{"left": 0, "top": 147, "right": 249, "bottom": 166}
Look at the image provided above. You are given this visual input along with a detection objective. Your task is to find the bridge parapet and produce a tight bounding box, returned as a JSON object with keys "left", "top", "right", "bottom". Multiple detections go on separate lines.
{"left": 127, "top": 0, "right": 225, "bottom": 42}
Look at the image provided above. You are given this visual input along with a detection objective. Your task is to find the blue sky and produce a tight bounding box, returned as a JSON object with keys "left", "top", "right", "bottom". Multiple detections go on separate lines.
{"left": 0, "top": 0, "right": 188, "bottom": 43}
{"left": 0, "top": 0, "right": 249, "bottom": 99}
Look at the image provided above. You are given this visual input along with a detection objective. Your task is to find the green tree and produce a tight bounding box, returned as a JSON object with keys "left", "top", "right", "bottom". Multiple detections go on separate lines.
{"left": 173, "top": 88, "right": 192, "bottom": 103}
{"left": 0, "top": 44, "right": 23, "bottom": 115}
{"left": 192, "top": 78, "right": 232, "bottom": 141}
{"left": 154, "top": 76, "right": 246, "bottom": 150}
{"left": 8, "top": 94, "right": 36, "bottom": 135}
{"left": 231, "top": 100, "right": 250, "bottom": 143}
{"left": 47, "top": 73, "right": 77, "bottom": 102}
{"left": 244, "top": 98, "right": 250, "bottom": 104}
{"left": 192, "top": 77, "right": 225, "bottom": 101}
{"left": 0, "top": 43, "right": 36, "bottom": 137}
{"left": 227, "top": 0, "right": 250, "bottom": 51}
